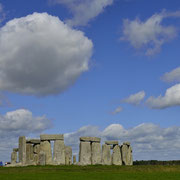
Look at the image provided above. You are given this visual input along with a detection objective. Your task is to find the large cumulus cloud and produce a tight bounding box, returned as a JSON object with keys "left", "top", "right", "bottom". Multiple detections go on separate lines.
{"left": 0, "top": 12, "right": 93, "bottom": 96}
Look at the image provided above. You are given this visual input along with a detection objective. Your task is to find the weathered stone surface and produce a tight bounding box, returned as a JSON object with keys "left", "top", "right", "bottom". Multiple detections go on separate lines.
{"left": 40, "top": 140, "right": 52, "bottom": 165}
{"left": 92, "top": 142, "right": 101, "bottom": 165}
{"left": 11, "top": 151, "right": 17, "bottom": 164}
{"left": 19, "top": 136, "right": 26, "bottom": 164}
{"left": 65, "top": 146, "right": 72, "bottom": 165}
{"left": 105, "top": 141, "right": 119, "bottom": 145}
{"left": 26, "top": 144, "right": 34, "bottom": 163}
{"left": 121, "top": 144, "right": 133, "bottom": 165}
{"left": 73, "top": 155, "right": 76, "bottom": 164}
{"left": 53, "top": 140, "right": 65, "bottom": 165}
{"left": 102, "top": 144, "right": 111, "bottom": 165}
{"left": 80, "top": 137, "right": 101, "bottom": 142}
{"left": 129, "top": 146, "right": 133, "bottom": 165}
{"left": 34, "top": 144, "right": 40, "bottom": 154}
{"left": 40, "top": 134, "right": 64, "bottom": 141}
{"left": 123, "top": 142, "right": 130, "bottom": 146}
{"left": 79, "top": 141, "right": 91, "bottom": 165}
{"left": 13, "top": 148, "right": 19, "bottom": 152}
{"left": 26, "top": 139, "right": 40, "bottom": 144}
{"left": 112, "top": 145, "right": 122, "bottom": 165}
{"left": 39, "top": 151, "right": 46, "bottom": 165}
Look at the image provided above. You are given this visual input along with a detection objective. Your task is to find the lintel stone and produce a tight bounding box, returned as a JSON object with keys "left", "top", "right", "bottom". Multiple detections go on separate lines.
{"left": 105, "top": 141, "right": 118, "bottom": 145}
{"left": 40, "top": 134, "right": 64, "bottom": 141}
{"left": 26, "top": 139, "right": 41, "bottom": 144}
{"left": 80, "top": 137, "right": 101, "bottom": 142}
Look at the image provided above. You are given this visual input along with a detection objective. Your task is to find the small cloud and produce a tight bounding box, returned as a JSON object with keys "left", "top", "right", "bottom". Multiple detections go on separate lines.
{"left": 121, "top": 10, "right": 180, "bottom": 56}
{"left": 161, "top": 67, "right": 180, "bottom": 83}
{"left": 50, "top": 0, "right": 114, "bottom": 27}
{"left": 111, "top": 106, "right": 123, "bottom": 115}
{"left": 122, "top": 91, "right": 145, "bottom": 105}
{"left": 146, "top": 83, "right": 180, "bottom": 109}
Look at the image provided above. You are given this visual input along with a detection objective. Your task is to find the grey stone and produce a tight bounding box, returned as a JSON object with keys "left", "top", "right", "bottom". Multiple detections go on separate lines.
{"left": 123, "top": 142, "right": 130, "bottom": 146}
{"left": 13, "top": 148, "right": 19, "bottom": 152}
{"left": 112, "top": 145, "right": 122, "bottom": 165}
{"left": 92, "top": 142, "right": 101, "bottom": 165}
{"left": 65, "top": 146, "right": 72, "bottom": 165}
{"left": 19, "top": 136, "right": 26, "bottom": 164}
{"left": 40, "top": 134, "right": 64, "bottom": 141}
{"left": 102, "top": 144, "right": 111, "bottom": 165}
{"left": 79, "top": 141, "right": 91, "bottom": 165}
{"left": 26, "top": 139, "right": 40, "bottom": 144}
{"left": 73, "top": 155, "right": 76, "bottom": 164}
{"left": 40, "top": 140, "right": 52, "bottom": 165}
{"left": 26, "top": 143, "right": 34, "bottom": 163}
{"left": 80, "top": 137, "right": 101, "bottom": 142}
{"left": 105, "top": 141, "right": 119, "bottom": 145}
{"left": 11, "top": 151, "right": 17, "bottom": 164}
{"left": 121, "top": 144, "right": 133, "bottom": 166}
{"left": 53, "top": 140, "right": 65, "bottom": 165}
{"left": 39, "top": 151, "right": 46, "bottom": 165}
{"left": 34, "top": 144, "right": 40, "bottom": 154}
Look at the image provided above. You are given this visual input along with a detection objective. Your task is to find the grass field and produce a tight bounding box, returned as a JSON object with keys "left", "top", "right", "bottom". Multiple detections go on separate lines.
{"left": 1, "top": 165, "right": 180, "bottom": 180}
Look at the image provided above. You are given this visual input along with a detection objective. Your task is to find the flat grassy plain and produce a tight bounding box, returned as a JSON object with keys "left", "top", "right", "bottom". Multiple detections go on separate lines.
{"left": 0, "top": 165, "right": 180, "bottom": 180}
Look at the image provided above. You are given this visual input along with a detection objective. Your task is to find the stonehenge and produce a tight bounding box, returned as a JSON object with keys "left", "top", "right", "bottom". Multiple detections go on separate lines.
{"left": 10, "top": 134, "right": 133, "bottom": 166}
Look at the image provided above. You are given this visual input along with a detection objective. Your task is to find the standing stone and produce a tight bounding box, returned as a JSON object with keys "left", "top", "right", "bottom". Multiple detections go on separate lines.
{"left": 112, "top": 145, "right": 122, "bottom": 165}
{"left": 40, "top": 140, "right": 52, "bottom": 165}
{"left": 92, "top": 142, "right": 101, "bottom": 165}
{"left": 53, "top": 140, "right": 65, "bottom": 165}
{"left": 73, "top": 155, "right": 76, "bottom": 164}
{"left": 33, "top": 144, "right": 40, "bottom": 165}
{"left": 121, "top": 143, "right": 133, "bottom": 165}
{"left": 39, "top": 151, "right": 46, "bottom": 165}
{"left": 102, "top": 144, "right": 111, "bottom": 165}
{"left": 79, "top": 141, "right": 91, "bottom": 165}
{"left": 65, "top": 146, "right": 72, "bottom": 165}
{"left": 26, "top": 144, "right": 34, "bottom": 163}
{"left": 129, "top": 146, "right": 133, "bottom": 165}
{"left": 19, "top": 136, "right": 26, "bottom": 164}
{"left": 11, "top": 151, "right": 17, "bottom": 164}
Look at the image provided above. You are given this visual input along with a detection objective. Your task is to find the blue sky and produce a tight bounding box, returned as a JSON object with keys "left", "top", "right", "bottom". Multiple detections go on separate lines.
{"left": 0, "top": 0, "right": 180, "bottom": 162}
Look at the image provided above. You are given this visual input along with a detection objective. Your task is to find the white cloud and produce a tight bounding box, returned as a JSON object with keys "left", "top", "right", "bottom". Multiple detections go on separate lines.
{"left": 0, "top": 12, "right": 93, "bottom": 96}
{"left": 51, "top": 0, "right": 114, "bottom": 26}
{"left": 146, "top": 84, "right": 180, "bottom": 109}
{"left": 122, "top": 91, "right": 145, "bottom": 105}
{"left": 111, "top": 106, "right": 123, "bottom": 115}
{"left": 65, "top": 123, "right": 180, "bottom": 160}
{"left": 0, "top": 109, "right": 52, "bottom": 162}
{"left": 121, "top": 10, "right": 180, "bottom": 55}
{"left": 161, "top": 67, "right": 180, "bottom": 83}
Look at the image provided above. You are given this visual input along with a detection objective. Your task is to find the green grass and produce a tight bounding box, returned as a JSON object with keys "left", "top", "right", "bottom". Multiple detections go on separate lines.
{"left": 1, "top": 165, "right": 180, "bottom": 180}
